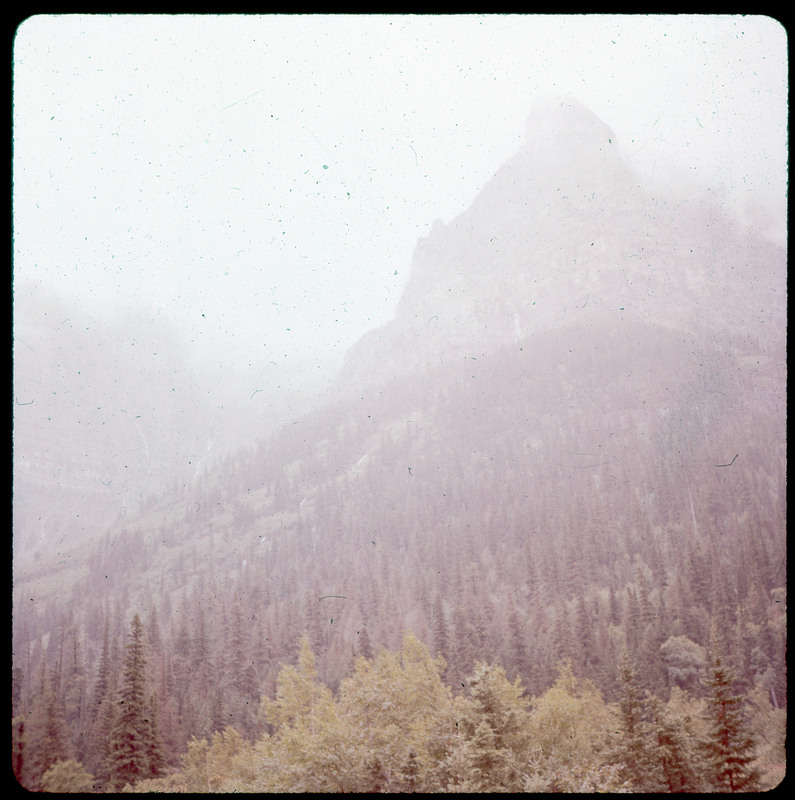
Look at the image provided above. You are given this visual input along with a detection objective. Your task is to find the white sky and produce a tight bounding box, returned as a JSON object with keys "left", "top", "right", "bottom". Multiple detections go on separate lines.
{"left": 13, "top": 14, "right": 788, "bottom": 379}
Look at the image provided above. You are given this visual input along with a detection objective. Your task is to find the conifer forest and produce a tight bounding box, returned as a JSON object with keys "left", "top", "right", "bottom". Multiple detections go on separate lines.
{"left": 12, "top": 22, "right": 786, "bottom": 793}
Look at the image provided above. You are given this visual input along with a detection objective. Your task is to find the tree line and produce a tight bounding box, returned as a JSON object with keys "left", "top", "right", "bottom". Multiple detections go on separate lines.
{"left": 12, "top": 327, "right": 785, "bottom": 791}
{"left": 13, "top": 612, "right": 783, "bottom": 792}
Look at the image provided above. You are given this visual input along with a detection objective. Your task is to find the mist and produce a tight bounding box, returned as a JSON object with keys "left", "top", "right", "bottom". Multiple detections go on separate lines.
{"left": 12, "top": 14, "right": 787, "bottom": 556}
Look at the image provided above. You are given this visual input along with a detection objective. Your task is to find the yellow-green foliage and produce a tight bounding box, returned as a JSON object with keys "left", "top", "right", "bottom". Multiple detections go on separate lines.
{"left": 39, "top": 759, "right": 95, "bottom": 793}
{"left": 524, "top": 661, "right": 624, "bottom": 791}
{"left": 528, "top": 661, "right": 613, "bottom": 762}
{"left": 130, "top": 637, "right": 784, "bottom": 793}
{"left": 257, "top": 632, "right": 455, "bottom": 792}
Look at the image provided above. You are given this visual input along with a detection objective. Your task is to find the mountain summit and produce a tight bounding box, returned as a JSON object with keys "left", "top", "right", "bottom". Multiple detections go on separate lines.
{"left": 521, "top": 93, "right": 619, "bottom": 170}
{"left": 340, "top": 96, "right": 784, "bottom": 392}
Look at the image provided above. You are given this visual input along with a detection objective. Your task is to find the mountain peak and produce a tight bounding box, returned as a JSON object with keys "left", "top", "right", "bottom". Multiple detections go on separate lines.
{"left": 338, "top": 96, "right": 783, "bottom": 393}
{"left": 523, "top": 94, "right": 617, "bottom": 153}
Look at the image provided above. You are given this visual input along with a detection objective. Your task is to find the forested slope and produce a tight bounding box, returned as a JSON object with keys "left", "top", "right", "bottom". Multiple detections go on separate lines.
{"left": 12, "top": 97, "right": 786, "bottom": 792}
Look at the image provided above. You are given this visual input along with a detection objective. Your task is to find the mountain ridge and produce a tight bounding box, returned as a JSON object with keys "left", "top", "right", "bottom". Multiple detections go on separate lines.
{"left": 339, "top": 96, "right": 784, "bottom": 393}
{"left": 12, "top": 96, "right": 786, "bottom": 786}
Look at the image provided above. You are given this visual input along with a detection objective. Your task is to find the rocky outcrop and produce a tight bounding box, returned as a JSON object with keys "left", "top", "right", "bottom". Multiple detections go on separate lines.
{"left": 339, "top": 95, "right": 785, "bottom": 393}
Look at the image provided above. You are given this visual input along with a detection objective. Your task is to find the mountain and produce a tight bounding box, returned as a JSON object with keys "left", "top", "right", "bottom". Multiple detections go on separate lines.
{"left": 12, "top": 282, "right": 330, "bottom": 561}
{"left": 12, "top": 96, "right": 786, "bottom": 784}
{"left": 341, "top": 95, "right": 784, "bottom": 391}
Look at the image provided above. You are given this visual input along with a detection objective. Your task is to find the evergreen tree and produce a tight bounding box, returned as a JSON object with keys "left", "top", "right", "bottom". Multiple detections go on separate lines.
{"left": 88, "top": 616, "right": 113, "bottom": 729}
{"left": 451, "top": 604, "right": 477, "bottom": 685}
{"left": 646, "top": 690, "right": 707, "bottom": 792}
{"left": 503, "top": 594, "right": 529, "bottom": 682}
{"left": 22, "top": 660, "right": 69, "bottom": 790}
{"left": 573, "top": 592, "right": 595, "bottom": 674}
{"left": 607, "top": 581, "right": 622, "bottom": 626}
{"left": 197, "top": 605, "right": 213, "bottom": 669}
{"left": 702, "top": 627, "right": 761, "bottom": 791}
{"left": 431, "top": 592, "right": 449, "bottom": 666}
{"left": 60, "top": 624, "right": 88, "bottom": 761}
{"left": 455, "top": 661, "right": 532, "bottom": 791}
{"left": 624, "top": 587, "right": 642, "bottom": 656}
{"left": 229, "top": 595, "right": 250, "bottom": 693}
{"left": 85, "top": 672, "right": 117, "bottom": 785}
{"left": 611, "top": 647, "right": 661, "bottom": 790}
{"left": 104, "top": 613, "right": 154, "bottom": 790}
{"left": 552, "top": 598, "right": 573, "bottom": 665}
{"left": 145, "top": 692, "right": 167, "bottom": 779}
{"left": 357, "top": 623, "right": 374, "bottom": 660}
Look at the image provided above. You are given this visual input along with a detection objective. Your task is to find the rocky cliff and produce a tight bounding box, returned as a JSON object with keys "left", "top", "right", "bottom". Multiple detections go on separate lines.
{"left": 339, "top": 95, "right": 785, "bottom": 392}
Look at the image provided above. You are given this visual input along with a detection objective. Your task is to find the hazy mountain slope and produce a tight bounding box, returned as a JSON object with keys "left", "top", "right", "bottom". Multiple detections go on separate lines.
{"left": 12, "top": 97, "right": 786, "bottom": 764}
{"left": 340, "top": 96, "right": 784, "bottom": 392}
{"left": 12, "top": 281, "right": 332, "bottom": 561}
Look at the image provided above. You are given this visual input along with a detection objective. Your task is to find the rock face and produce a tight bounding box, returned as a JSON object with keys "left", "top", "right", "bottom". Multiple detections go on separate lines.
{"left": 339, "top": 95, "right": 785, "bottom": 392}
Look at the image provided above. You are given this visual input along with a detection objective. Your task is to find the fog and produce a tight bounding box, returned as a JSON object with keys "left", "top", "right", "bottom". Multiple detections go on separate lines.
{"left": 12, "top": 15, "right": 787, "bottom": 553}
{"left": 13, "top": 14, "right": 787, "bottom": 379}
{"left": 10, "top": 20, "right": 788, "bottom": 789}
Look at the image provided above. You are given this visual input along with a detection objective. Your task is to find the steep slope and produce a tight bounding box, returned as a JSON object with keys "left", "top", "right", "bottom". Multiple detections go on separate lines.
{"left": 340, "top": 95, "right": 784, "bottom": 391}
{"left": 12, "top": 97, "right": 786, "bottom": 764}
{"left": 12, "top": 281, "right": 330, "bottom": 561}
{"left": 12, "top": 282, "right": 214, "bottom": 557}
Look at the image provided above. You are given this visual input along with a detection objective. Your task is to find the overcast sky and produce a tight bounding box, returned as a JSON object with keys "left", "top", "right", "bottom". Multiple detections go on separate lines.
{"left": 13, "top": 14, "right": 787, "bottom": 381}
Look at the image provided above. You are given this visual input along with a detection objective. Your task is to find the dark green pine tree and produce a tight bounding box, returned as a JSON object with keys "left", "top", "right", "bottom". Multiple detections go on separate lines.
{"left": 702, "top": 627, "right": 761, "bottom": 792}
{"left": 573, "top": 592, "right": 595, "bottom": 674}
{"left": 145, "top": 692, "right": 166, "bottom": 779}
{"left": 646, "top": 693, "right": 707, "bottom": 792}
{"left": 229, "top": 595, "right": 250, "bottom": 691}
{"left": 607, "top": 581, "right": 622, "bottom": 626}
{"left": 623, "top": 587, "right": 642, "bottom": 656}
{"left": 104, "top": 614, "right": 154, "bottom": 790}
{"left": 89, "top": 616, "right": 113, "bottom": 728}
{"left": 451, "top": 604, "right": 478, "bottom": 685}
{"left": 20, "top": 660, "right": 69, "bottom": 790}
{"left": 86, "top": 663, "right": 118, "bottom": 786}
{"left": 60, "top": 623, "right": 88, "bottom": 762}
{"left": 552, "top": 597, "right": 574, "bottom": 665}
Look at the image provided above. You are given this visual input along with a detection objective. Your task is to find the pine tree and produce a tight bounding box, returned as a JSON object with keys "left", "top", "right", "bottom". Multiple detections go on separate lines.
{"left": 357, "top": 623, "right": 374, "bottom": 660}
{"left": 60, "top": 623, "right": 88, "bottom": 761}
{"left": 646, "top": 691, "right": 707, "bottom": 792}
{"left": 85, "top": 672, "right": 117, "bottom": 785}
{"left": 702, "top": 627, "right": 761, "bottom": 791}
{"left": 88, "top": 616, "right": 113, "bottom": 729}
{"left": 190, "top": 605, "right": 209, "bottom": 670}
{"left": 451, "top": 604, "right": 478, "bottom": 685}
{"left": 503, "top": 594, "right": 529, "bottom": 683}
{"left": 458, "top": 661, "right": 532, "bottom": 791}
{"left": 431, "top": 592, "right": 449, "bottom": 666}
{"left": 145, "top": 691, "right": 167, "bottom": 779}
{"left": 573, "top": 592, "right": 594, "bottom": 674}
{"left": 607, "top": 581, "right": 622, "bottom": 626}
{"left": 229, "top": 595, "right": 250, "bottom": 692}
{"left": 611, "top": 647, "right": 661, "bottom": 790}
{"left": 624, "top": 587, "right": 642, "bottom": 656}
{"left": 22, "top": 660, "right": 69, "bottom": 790}
{"left": 552, "top": 598, "right": 573, "bottom": 665}
{"left": 104, "top": 613, "right": 154, "bottom": 790}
